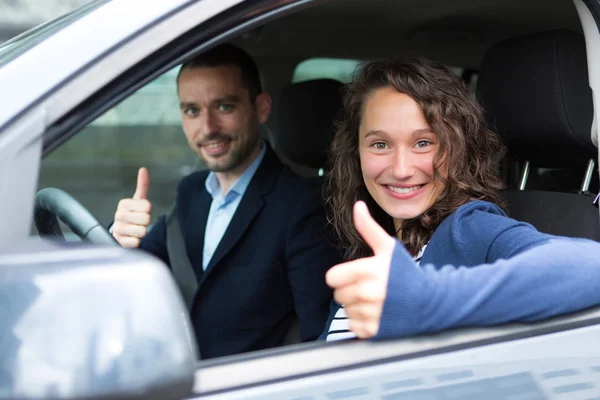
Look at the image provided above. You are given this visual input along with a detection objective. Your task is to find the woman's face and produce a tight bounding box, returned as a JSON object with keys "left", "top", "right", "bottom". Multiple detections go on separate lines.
{"left": 358, "top": 87, "right": 445, "bottom": 230}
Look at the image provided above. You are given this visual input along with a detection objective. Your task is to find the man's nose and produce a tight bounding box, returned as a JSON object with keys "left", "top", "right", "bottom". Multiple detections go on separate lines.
{"left": 199, "top": 110, "right": 218, "bottom": 135}
{"left": 391, "top": 149, "right": 416, "bottom": 179}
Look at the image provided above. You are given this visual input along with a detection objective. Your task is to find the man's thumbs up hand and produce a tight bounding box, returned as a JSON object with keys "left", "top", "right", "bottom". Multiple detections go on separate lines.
{"left": 133, "top": 167, "right": 150, "bottom": 200}
{"left": 112, "top": 167, "right": 153, "bottom": 248}
{"left": 326, "top": 201, "right": 397, "bottom": 338}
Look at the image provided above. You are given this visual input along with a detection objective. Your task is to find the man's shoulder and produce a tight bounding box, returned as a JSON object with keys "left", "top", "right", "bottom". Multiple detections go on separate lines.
{"left": 175, "top": 170, "right": 209, "bottom": 203}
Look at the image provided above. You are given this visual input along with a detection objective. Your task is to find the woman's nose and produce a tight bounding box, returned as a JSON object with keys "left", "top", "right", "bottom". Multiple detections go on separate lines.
{"left": 391, "top": 150, "right": 416, "bottom": 179}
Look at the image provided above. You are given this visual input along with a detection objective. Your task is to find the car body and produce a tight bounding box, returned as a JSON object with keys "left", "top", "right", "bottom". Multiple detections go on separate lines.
{"left": 1, "top": 0, "right": 600, "bottom": 398}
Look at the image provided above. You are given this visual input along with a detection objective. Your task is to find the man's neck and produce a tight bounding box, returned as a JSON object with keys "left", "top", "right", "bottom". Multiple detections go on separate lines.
{"left": 215, "top": 143, "right": 262, "bottom": 195}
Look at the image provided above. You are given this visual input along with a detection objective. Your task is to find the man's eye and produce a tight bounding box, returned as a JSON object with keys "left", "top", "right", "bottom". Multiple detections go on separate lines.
{"left": 184, "top": 107, "right": 198, "bottom": 116}
{"left": 218, "top": 104, "right": 233, "bottom": 112}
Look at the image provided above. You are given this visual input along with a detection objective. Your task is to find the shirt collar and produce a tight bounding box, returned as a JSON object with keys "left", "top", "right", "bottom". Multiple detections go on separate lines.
{"left": 204, "top": 140, "right": 267, "bottom": 201}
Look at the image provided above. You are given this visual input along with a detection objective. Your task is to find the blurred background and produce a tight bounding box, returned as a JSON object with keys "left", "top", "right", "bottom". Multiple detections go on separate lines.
{"left": 0, "top": 0, "right": 90, "bottom": 42}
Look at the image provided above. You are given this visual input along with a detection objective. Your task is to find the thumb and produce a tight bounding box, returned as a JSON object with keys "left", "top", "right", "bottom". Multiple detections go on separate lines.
{"left": 133, "top": 167, "right": 150, "bottom": 200}
{"left": 354, "top": 201, "right": 395, "bottom": 255}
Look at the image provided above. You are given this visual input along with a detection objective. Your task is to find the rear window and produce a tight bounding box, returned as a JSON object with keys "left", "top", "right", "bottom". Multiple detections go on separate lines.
{"left": 292, "top": 58, "right": 363, "bottom": 83}
{"left": 292, "top": 58, "right": 476, "bottom": 93}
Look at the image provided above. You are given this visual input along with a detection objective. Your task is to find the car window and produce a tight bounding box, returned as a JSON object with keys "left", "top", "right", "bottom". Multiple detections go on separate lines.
{"left": 35, "top": 66, "right": 199, "bottom": 237}
{"left": 292, "top": 58, "right": 472, "bottom": 89}
{"left": 292, "top": 58, "right": 364, "bottom": 83}
{"left": 0, "top": 0, "right": 109, "bottom": 68}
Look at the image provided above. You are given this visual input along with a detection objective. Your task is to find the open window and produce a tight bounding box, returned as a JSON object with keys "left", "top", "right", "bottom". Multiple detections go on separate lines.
{"left": 36, "top": 67, "right": 197, "bottom": 236}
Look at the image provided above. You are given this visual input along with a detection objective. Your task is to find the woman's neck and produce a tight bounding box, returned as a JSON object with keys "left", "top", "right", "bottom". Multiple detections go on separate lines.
{"left": 393, "top": 218, "right": 403, "bottom": 240}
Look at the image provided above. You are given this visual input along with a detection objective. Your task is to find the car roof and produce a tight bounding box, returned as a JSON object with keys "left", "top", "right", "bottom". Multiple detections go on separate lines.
{"left": 239, "top": 0, "right": 580, "bottom": 69}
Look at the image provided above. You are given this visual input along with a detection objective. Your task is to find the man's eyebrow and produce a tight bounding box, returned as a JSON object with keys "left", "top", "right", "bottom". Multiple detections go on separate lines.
{"left": 179, "top": 101, "right": 196, "bottom": 109}
{"left": 179, "top": 96, "right": 242, "bottom": 109}
{"left": 213, "top": 95, "right": 241, "bottom": 103}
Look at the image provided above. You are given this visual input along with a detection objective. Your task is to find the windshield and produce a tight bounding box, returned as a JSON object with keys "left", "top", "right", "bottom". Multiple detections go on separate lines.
{"left": 0, "top": 0, "right": 110, "bottom": 68}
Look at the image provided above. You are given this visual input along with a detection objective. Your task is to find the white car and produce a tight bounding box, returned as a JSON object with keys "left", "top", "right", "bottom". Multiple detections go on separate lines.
{"left": 1, "top": 0, "right": 600, "bottom": 399}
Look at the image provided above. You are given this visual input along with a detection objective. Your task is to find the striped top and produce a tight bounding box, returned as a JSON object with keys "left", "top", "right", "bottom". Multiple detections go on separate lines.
{"left": 325, "top": 243, "right": 428, "bottom": 342}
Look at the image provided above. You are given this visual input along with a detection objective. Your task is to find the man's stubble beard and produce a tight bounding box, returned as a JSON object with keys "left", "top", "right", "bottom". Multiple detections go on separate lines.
{"left": 199, "top": 129, "right": 261, "bottom": 173}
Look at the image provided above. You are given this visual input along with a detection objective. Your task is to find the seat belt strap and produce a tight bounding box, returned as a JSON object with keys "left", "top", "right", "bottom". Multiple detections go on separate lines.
{"left": 166, "top": 206, "right": 198, "bottom": 310}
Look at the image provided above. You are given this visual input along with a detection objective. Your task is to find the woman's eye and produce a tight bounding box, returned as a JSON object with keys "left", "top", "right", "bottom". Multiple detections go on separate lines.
{"left": 218, "top": 104, "right": 233, "bottom": 112}
{"left": 371, "top": 142, "right": 388, "bottom": 150}
{"left": 415, "top": 140, "right": 432, "bottom": 149}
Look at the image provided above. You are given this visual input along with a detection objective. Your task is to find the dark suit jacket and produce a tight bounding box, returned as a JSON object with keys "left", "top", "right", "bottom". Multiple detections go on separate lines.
{"left": 140, "top": 147, "right": 341, "bottom": 359}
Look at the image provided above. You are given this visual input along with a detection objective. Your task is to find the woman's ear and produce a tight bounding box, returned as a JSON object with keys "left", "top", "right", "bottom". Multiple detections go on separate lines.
{"left": 255, "top": 92, "right": 272, "bottom": 124}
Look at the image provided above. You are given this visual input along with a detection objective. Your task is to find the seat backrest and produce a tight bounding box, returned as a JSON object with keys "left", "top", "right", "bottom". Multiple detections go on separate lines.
{"left": 271, "top": 79, "right": 344, "bottom": 344}
{"left": 477, "top": 30, "right": 600, "bottom": 240}
{"left": 272, "top": 78, "right": 344, "bottom": 177}
{"left": 478, "top": 30, "right": 595, "bottom": 168}
{"left": 501, "top": 190, "right": 600, "bottom": 241}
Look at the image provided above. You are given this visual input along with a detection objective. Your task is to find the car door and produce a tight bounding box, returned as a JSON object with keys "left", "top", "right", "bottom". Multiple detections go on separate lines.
{"left": 190, "top": 309, "right": 600, "bottom": 398}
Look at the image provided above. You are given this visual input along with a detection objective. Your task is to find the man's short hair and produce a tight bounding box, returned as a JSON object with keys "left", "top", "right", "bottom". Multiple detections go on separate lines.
{"left": 177, "top": 43, "right": 262, "bottom": 100}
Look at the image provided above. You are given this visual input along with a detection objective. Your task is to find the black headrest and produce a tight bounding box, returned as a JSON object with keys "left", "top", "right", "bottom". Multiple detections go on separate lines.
{"left": 477, "top": 30, "right": 595, "bottom": 167}
{"left": 274, "top": 79, "right": 343, "bottom": 169}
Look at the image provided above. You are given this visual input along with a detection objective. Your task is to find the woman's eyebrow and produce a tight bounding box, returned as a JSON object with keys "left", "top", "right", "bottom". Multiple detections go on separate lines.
{"left": 364, "top": 130, "right": 386, "bottom": 140}
{"left": 412, "top": 128, "right": 435, "bottom": 135}
{"left": 363, "top": 128, "right": 435, "bottom": 139}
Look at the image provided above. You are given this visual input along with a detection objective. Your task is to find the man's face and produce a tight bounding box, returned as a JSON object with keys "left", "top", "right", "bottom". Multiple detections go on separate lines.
{"left": 178, "top": 65, "right": 270, "bottom": 174}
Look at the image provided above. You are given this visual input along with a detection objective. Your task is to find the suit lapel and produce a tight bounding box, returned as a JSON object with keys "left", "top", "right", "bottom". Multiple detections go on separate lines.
{"left": 182, "top": 184, "right": 212, "bottom": 281}
{"left": 198, "top": 146, "right": 282, "bottom": 285}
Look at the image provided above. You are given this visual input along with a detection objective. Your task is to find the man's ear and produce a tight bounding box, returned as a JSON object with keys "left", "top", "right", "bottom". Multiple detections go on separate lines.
{"left": 255, "top": 92, "right": 272, "bottom": 124}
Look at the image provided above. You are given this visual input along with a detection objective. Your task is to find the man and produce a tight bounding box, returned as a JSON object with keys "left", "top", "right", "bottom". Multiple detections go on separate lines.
{"left": 111, "top": 44, "right": 340, "bottom": 359}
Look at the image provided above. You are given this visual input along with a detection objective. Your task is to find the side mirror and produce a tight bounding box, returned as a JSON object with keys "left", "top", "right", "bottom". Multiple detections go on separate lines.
{"left": 0, "top": 239, "right": 197, "bottom": 399}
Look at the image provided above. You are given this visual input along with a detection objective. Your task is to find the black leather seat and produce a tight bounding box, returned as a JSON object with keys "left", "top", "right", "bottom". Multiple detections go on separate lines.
{"left": 272, "top": 78, "right": 344, "bottom": 178}
{"left": 271, "top": 78, "right": 344, "bottom": 344}
{"left": 477, "top": 30, "right": 600, "bottom": 240}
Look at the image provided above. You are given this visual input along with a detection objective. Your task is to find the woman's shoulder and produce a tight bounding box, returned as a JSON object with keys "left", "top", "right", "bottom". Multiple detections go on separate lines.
{"left": 450, "top": 199, "right": 507, "bottom": 218}
{"left": 425, "top": 200, "right": 545, "bottom": 266}
{"left": 437, "top": 200, "right": 515, "bottom": 235}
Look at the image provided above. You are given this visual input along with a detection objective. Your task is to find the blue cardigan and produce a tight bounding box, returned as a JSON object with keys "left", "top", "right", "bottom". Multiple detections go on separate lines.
{"left": 322, "top": 200, "right": 600, "bottom": 339}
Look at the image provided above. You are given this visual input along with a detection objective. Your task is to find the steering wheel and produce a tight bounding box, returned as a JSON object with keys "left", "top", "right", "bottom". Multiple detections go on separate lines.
{"left": 34, "top": 188, "right": 118, "bottom": 245}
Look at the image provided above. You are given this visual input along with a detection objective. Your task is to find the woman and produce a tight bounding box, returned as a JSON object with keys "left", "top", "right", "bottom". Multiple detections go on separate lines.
{"left": 321, "top": 57, "right": 600, "bottom": 342}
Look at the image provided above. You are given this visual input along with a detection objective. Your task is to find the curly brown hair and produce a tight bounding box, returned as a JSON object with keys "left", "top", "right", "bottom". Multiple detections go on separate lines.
{"left": 326, "top": 57, "right": 507, "bottom": 260}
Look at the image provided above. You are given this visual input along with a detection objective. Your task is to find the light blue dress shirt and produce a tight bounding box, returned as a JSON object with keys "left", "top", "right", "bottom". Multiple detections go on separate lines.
{"left": 202, "top": 142, "right": 266, "bottom": 270}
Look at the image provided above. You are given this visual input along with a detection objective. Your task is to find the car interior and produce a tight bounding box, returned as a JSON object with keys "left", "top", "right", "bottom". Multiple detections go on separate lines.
{"left": 28, "top": 0, "right": 600, "bottom": 395}
{"left": 37, "top": 0, "right": 600, "bottom": 239}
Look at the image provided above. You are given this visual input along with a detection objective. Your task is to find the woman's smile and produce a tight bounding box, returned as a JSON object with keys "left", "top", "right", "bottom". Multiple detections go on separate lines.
{"left": 383, "top": 183, "right": 427, "bottom": 199}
